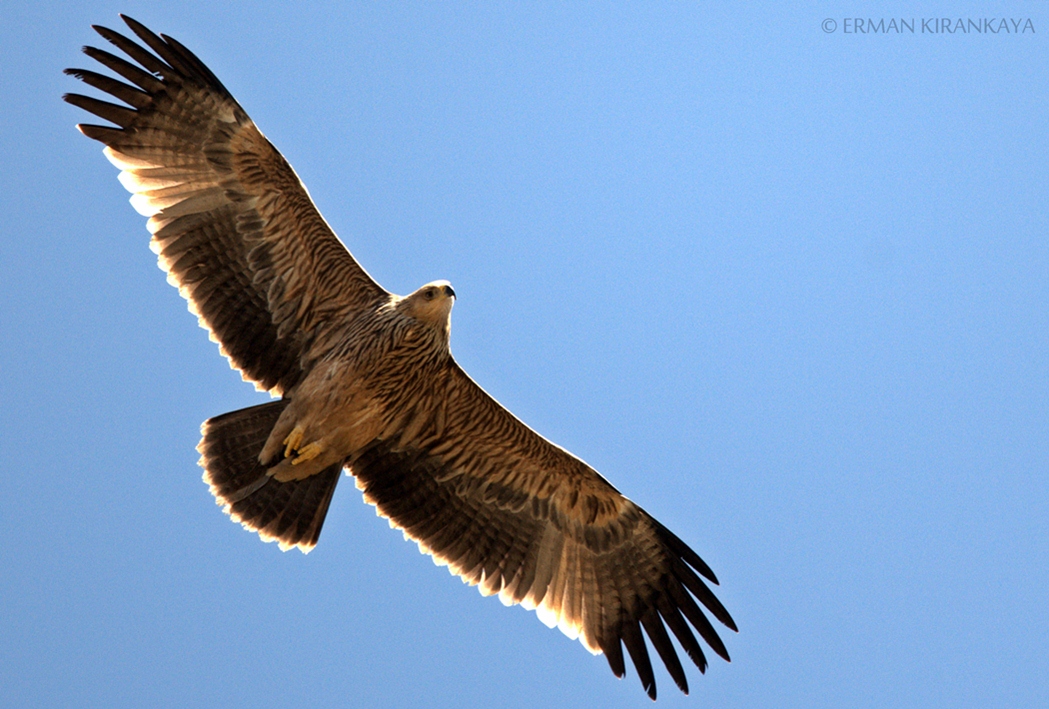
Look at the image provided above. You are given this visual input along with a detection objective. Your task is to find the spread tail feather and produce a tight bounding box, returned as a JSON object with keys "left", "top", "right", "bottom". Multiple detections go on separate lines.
{"left": 198, "top": 400, "right": 342, "bottom": 552}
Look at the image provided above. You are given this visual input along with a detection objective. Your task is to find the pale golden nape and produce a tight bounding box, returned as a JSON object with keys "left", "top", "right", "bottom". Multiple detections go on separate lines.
{"left": 66, "top": 16, "right": 735, "bottom": 701}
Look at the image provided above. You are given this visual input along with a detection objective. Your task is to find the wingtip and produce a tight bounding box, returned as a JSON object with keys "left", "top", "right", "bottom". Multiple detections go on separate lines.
{"left": 676, "top": 676, "right": 690, "bottom": 696}
{"left": 710, "top": 637, "right": 732, "bottom": 663}
{"left": 91, "top": 24, "right": 117, "bottom": 41}
{"left": 120, "top": 14, "right": 153, "bottom": 39}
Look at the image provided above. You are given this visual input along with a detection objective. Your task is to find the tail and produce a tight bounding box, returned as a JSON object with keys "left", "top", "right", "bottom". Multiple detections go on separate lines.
{"left": 198, "top": 400, "right": 343, "bottom": 553}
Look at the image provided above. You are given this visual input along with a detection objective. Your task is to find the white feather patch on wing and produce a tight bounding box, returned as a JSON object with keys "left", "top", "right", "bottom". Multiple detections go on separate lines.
{"left": 117, "top": 169, "right": 183, "bottom": 193}
{"left": 103, "top": 145, "right": 162, "bottom": 171}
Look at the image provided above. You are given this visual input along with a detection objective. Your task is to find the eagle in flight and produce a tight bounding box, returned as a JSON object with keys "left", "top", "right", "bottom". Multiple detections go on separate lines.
{"left": 65, "top": 16, "right": 736, "bottom": 699}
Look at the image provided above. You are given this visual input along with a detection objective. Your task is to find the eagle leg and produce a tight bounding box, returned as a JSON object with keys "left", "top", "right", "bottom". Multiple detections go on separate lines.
{"left": 283, "top": 424, "right": 324, "bottom": 465}
{"left": 283, "top": 425, "right": 306, "bottom": 459}
{"left": 292, "top": 442, "right": 323, "bottom": 465}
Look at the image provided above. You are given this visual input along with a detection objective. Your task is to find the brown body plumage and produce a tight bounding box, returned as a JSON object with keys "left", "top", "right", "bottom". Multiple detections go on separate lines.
{"left": 65, "top": 16, "right": 736, "bottom": 700}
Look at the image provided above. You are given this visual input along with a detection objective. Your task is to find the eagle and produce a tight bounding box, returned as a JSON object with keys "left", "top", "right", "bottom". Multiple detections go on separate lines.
{"left": 65, "top": 16, "right": 736, "bottom": 700}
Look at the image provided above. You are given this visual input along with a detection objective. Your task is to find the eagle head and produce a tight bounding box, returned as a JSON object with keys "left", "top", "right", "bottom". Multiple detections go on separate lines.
{"left": 402, "top": 280, "right": 456, "bottom": 334}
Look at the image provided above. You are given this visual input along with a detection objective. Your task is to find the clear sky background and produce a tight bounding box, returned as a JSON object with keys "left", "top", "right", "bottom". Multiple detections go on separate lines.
{"left": 2, "top": 2, "right": 1047, "bottom": 707}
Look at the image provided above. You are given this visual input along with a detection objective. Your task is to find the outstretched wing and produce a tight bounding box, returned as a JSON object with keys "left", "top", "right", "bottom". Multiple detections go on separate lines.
{"left": 64, "top": 16, "right": 387, "bottom": 395}
{"left": 353, "top": 362, "right": 736, "bottom": 699}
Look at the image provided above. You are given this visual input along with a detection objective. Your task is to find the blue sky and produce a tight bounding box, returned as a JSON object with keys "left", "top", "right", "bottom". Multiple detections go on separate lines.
{"left": 2, "top": 2, "right": 1047, "bottom": 707}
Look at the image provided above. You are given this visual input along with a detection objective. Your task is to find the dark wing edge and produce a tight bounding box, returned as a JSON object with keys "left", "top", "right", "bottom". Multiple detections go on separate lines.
{"left": 64, "top": 16, "right": 388, "bottom": 395}
{"left": 351, "top": 363, "right": 736, "bottom": 700}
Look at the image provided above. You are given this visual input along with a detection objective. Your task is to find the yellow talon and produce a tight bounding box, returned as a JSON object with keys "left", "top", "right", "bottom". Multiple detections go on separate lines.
{"left": 292, "top": 442, "right": 323, "bottom": 465}
{"left": 283, "top": 425, "right": 305, "bottom": 459}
